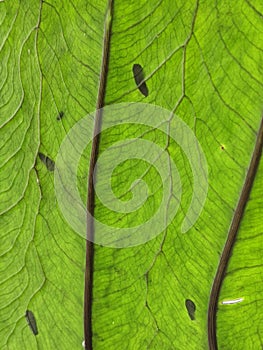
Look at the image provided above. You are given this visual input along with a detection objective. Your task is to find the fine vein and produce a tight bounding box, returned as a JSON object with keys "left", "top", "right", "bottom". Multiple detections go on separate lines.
{"left": 208, "top": 115, "right": 263, "bottom": 349}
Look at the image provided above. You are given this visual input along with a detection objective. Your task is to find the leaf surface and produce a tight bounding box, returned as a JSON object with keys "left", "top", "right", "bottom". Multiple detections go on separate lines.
{"left": 0, "top": 1, "right": 262, "bottom": 349}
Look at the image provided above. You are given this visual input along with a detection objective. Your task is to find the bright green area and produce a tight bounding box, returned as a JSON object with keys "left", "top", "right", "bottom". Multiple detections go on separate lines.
{"left": 0, "top": 0, "right": 262, "bottom": 349}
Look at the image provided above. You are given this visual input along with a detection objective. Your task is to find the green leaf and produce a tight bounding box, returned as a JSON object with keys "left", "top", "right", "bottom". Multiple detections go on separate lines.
{"left": 0, "top": 1, "right": 262, "bottom": 350}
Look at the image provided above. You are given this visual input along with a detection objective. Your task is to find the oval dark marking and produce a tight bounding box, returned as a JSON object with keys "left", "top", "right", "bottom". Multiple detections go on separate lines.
{"left": 132, "top": 63, "right": 149, "bottom": 97}
{"left": 185, "top": 299, "right": 196, "bottom": 320}
{"left": 25, "top": 310, "right": 38, "bottom": 335}
{"left": 57, "top": 111, "right": 64, "bottom": 120}
{"left": 39, "top": 152, "right": 55, "bottom": 171}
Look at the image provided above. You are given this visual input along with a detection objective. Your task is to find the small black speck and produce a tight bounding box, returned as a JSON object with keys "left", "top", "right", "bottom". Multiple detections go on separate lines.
{"left": 57, "top": 111, "right": 64, "bottom": 120}
{"left": 39, "top": 152, "right": 55, "bottom": 171}
{"left": 38, "top": 152, "right": 46, "bottom": 163}
{"left": 25, "top": 310, "right": 38, "bottom": 335}
{"left": 185, "top": 299, "right": 196, "bottom": 320}
{"left": 132, "top": 64, "right": 149, "bottom": 97}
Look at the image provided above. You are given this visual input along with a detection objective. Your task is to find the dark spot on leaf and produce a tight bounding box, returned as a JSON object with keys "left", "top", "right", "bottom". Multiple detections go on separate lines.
{"left": 132, "top": 63, "right": 149, "bottom": 97}
{"left": 25, "top": 310, "right": 38, "bottom": 335}
{"left": 220, "top": 145, "right": 225, "bottom": 150}
{"left": 39, "top": 152, "right": 55, "bottom": 171}
{"left": 185, "top": 299, "right": 196, "bottom": 320}
{"left": 57, "top": 111, "right": 64, "bottom": 120}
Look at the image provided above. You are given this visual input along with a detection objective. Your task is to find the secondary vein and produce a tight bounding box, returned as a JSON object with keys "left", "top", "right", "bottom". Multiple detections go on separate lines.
{"left": 207, "top": 115, "right": 263, "bottom": 350}
{"left": 84, "top": 1, "right": 114, "bottom": 349}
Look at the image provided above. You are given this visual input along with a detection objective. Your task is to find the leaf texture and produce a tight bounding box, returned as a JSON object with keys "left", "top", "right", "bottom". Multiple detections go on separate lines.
{"left": 0, "top": 0, "right": 262, "bottom": 349}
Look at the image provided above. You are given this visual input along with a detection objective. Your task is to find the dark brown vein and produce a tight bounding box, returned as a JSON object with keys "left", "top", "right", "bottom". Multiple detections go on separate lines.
{"left": 208, "top": 115, "right": 263, "bottom": 350}
{"left": 84, "top": 1, "right": 114, "bottom": 349}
